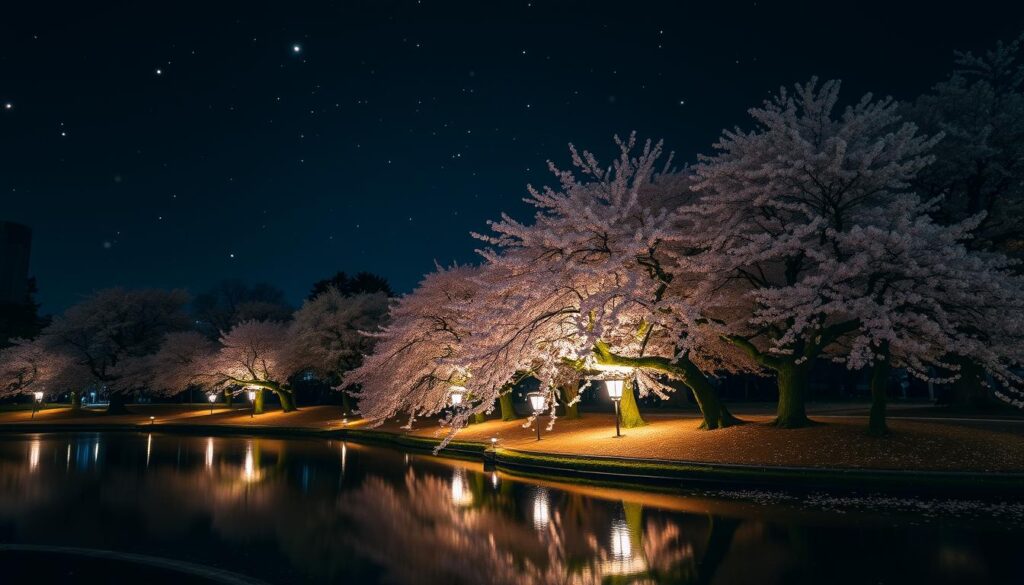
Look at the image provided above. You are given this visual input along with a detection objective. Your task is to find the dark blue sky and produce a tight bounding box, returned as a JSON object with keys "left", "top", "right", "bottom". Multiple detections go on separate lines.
{"left": 2, "top": 1, "right": 1022, "bottom": 312}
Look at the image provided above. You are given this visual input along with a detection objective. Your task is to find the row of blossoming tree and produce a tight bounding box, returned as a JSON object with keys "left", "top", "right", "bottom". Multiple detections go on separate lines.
{"left": 349, "top": 72, "right": 1024, "bottom": 439}
{"left": 0, "top": 285, "right": 390, "bottom": 414}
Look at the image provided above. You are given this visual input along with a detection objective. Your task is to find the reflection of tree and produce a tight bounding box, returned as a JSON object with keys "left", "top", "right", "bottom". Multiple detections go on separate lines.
{"left": 340, "top": 469, "right": 609, "bottom": 585}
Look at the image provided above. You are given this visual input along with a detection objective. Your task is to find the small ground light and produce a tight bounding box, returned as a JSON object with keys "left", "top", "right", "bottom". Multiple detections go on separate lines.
{"left": 342, "top": 418, "right": 348, "bottom": 426}
{"left": 149, "top": 416, "right": 155, "bottom": 425}
{"left": 491, "top": 437, "right": 497, "bottom": 446}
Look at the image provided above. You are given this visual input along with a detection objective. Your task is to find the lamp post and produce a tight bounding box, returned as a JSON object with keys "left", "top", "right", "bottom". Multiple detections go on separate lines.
{"left": 31, "top": 391, "right": 43, "bottom": 419}
{"left": 605, "top": 380, "right": 624, "bottom": 438}
{"left": 248, "top": 389, "right": 257, "bottom": 418}
{"left": 527, "top": 391, "right": 546, "bottom": 441}
{"left": 449, "top": 385, "right": 466, "bottom": 407}
{"left": 207, "top": 392, "right": 217, "bottom": 415}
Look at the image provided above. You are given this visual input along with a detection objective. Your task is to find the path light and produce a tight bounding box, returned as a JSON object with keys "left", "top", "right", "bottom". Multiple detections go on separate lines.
{"left": 207, "top": 393, "right": 217, "bottom": 414}
{"left": 449, "top": 385, "right": 466, "bottom": 407}
{"left": 342, "top": 418, "right": 348, "bottom": 427}
{"left": 149, "top": 416, "right": 155, "bottom": 425}
{"left": 527, "top": 391, "right": 546, "bottom": 441}
{"left": 31, "top": 391, "right": 43, "bottom": 419}
{"left": 606, "top": 379, "right": 624, "bottom": 438}
{"left": 248, "top": 389, "right": 257, "bottom": 418}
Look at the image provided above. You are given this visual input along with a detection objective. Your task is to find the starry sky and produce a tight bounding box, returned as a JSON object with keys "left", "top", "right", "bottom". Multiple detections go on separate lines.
{"left": 2, "top": 1, "right": 1023, "bottom": 313}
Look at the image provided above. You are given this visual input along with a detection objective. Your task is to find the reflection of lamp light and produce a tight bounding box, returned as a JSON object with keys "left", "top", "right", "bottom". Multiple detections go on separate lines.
{"left": 449, "top": 385, "right": 466, "bottom": 407}
{"left": 205, "top": 437, "right": 214, "bottom": 469}
{"left": 243, "top": 441, "right": 257, "bottom": 482}
{"left": 31, "top": 391, "right": 44, "bottom": 418}
{"left": 450, "top": 468, "right": 473, "bottom": 506}
{"left": 610, "top": 519, "right": 632, "bottom": 559}
{"left": 29, "top": 439, "right": 40, "bottom": 471}
{"left": 606, "top": 380, "right": 624, "bottom": 438}
{"left": 532, "top": 488, "right": 550, "bottom": 530}
{"left": 491, "top": 471, "right": 499, "bottom": 489}
{"left": 527, "top": 392, "right": 546, "bottom": 441}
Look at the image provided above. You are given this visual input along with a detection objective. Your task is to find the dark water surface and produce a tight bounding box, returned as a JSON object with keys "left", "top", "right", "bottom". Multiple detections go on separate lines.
{"left": 0, "top": 432, "right": 1021, "bottom": 584}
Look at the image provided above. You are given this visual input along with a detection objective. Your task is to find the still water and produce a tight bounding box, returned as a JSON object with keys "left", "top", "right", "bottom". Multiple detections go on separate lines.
{"left": 0, "top": 432, "right": 1021, "bottom": 584}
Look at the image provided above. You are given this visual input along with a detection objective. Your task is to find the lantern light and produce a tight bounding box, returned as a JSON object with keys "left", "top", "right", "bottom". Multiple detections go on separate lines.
{"left": 449, "top": 385, "right": 466, "bottom": 407}
{"left": 527, "top": 391, "right": 546, "bottom": 413}
{"left": 605, "top": 380, "right": 624, "bottom": 401}
{"left": 33, "top": 391, "right": 44, "bottom": 402}
{"left": 207, "top": 393, "right": 217, "bottom": 403}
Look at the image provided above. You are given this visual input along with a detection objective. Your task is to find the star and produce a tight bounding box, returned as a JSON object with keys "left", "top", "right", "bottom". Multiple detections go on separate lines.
{"left": 3, "top": 103, "right": 11, "bottom": 110}
{"left": 292, "top": 44, "right": 302, "bottom": 53}
{"left": 155, "top": 68, "right": 163, "bottom": 75}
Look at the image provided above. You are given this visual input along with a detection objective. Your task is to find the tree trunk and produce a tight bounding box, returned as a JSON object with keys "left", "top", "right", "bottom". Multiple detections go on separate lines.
{"left": 869, "top": 344, "right": 891, "bottom": 436}
{"left": 499, "top": 391, "right": 518, "bottom": 421}
{"left": 558, "top": 383, "right": 581, "bottom": 420}
{"left": 472, "top": 411, "right": 487, "bottom": 424}
{"left": 774, "top": 362, "right": 811, "bottom": 428}
{"left": 275, "top": 387, "right": 297, "bottom": 413}
{"left": 224, "top": 389, "right": 232, "bottom": 407}
{"left": 948, "top": 355, "right": 989, "bottom": 408}
{"left": 678, "top": 360, "right": 741, "bottom": 430}
{"left": 619, "top": 381, "right": 645, "bottom": 428}
{"left": 70, "top": 391, "right": 82, "bottom": 411}
{"left": 254, "top": 389, "right": 265, "bottom": 414}
{"left": 105, "top": 392, "right": 130, "bottom": 415}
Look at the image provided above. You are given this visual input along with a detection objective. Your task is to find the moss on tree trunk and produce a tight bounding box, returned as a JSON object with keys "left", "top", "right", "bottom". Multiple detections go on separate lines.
{"left": 499, "top": 391, "right": 518, "bottom": 421}
{"left": 618, "top": 381, "right": 646, "bottom": 428}
{"left": 558, "top": 383, "right": 581, "bottom": 419}
{"left": 774, "top": 363, "right": 811, "bottom": 428}
{"left": 869, "top": 343, "right": 891, "bottom": 436}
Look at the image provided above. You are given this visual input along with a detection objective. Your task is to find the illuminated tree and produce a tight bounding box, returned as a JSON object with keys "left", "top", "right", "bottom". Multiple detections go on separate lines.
{"left": 462, "top": 135, "right": 749, "bottom": 431}
{"left": 204, "top": 320, "right": 302, "bottom": 413}
{"left": 690, "top": 79, "right": 940, "bottom": 427}
{"left": 347, "top": 265, "right": 486, "bottom": 426}
{"left": 0, "top": 338, "right": 85, "bottom": 405}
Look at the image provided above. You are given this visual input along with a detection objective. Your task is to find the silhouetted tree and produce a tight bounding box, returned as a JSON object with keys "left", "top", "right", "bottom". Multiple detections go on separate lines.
{"left": 192, "top": 279, "right": 291, "bottom": 337}
{"left": 308, "top": 271, "right": 393, "bottom": 300}
{"left": 0, "top": 278, "right": 46, "bottom": 348}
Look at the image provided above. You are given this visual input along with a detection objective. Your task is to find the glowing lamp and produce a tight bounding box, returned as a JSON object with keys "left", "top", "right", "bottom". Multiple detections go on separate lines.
{"left": 605, "top": 380, "right": 624, "bottom": 401}
{"left": 449, "top": 385, "right": 466, "bottom": 407}
{"left": 527, "top": 391, "right": 546, "bottom": 413}
{"left": 207, "top": 393, "right": 217, "bottom": 403}
{"left": 33, "top": 391, "right": 43, "bottom": 402}
{"left": 247, "top": 389, "right": 257, "bottom": 402}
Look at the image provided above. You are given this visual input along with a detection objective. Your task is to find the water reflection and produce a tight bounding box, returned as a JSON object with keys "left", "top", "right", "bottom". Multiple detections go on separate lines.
{"left": 0, "top": 433, "right": 1019, "bottom": 585}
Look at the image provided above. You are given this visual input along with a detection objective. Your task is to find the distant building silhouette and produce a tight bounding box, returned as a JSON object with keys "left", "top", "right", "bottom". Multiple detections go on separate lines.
{"left": 0, "top": 221, "right": 32, "bottom": 304}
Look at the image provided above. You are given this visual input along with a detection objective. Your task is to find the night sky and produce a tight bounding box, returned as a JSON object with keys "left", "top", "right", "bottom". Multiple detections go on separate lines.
{"left": 2, "top": 1, "right": 1022, "bottom": 313}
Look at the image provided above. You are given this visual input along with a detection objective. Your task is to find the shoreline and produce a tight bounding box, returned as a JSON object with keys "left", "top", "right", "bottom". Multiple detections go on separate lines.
{"left": 1, "top": 414, "right": 1022, "bottom": 495}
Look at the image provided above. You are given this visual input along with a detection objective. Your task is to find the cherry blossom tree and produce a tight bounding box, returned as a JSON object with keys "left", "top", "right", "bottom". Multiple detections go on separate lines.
{"left": 820, "top": 199, "right": 1024, "bottom": 433}
{"left": 0, "top": 338, "right": 84, "bottom": 405}
{"left": 290, "top": 289, "right": 390, "bottom": 414}
{"left": 41, "top": 288, "right": 192, "bottom": 413}
{"left": 204, "top": 320, "right": 302, "bottom": 413}
{"left": 347, "top": 265, "right": 490, "bottom": 427}
{"left": 462, "top": 134, "right": 748, "bottom": 431}
{"left": 690, "top": 78, "right": 940, "bottom": 428}
{"left": 119, "top": 331, "right": 218, "bottom": 397}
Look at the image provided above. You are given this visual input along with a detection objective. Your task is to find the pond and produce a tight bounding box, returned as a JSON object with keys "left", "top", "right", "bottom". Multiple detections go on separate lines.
{"left": 0, "top": 432, "right": 1020, "bottom": 584}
